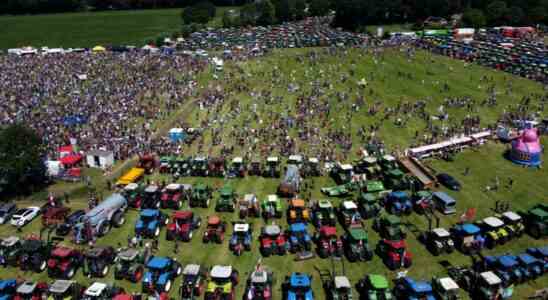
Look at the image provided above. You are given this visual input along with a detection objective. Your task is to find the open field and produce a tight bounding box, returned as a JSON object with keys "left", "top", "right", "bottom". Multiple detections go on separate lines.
{"left": 1, "top": 47, "right": 547, "bottom": 299}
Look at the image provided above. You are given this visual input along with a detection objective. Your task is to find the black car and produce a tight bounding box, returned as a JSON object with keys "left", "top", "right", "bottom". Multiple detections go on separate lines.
{"left": 0, "top": 203, "right": 17, "bottom": 224}
{"left": 436, "top": 173, "right": 461, "bottom": 191}
{"left": 56, "top": 209, "right": 86, "bottom": 236}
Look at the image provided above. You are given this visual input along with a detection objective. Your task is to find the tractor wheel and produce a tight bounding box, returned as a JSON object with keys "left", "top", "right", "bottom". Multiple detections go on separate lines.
{"left": 431, "top": 244, "right": 440, "bottom": 256}
{"left": 99, "top": 222, "right": 111, "bottom": 236}
{"left": 164, "top": 217, "right": 169, "bottom": 226}
{"left": 386, "top": 260, "right": 396, "bottom": 270}
{"left": 38, "top": 259, "right": 47, "bottom": 272}
{"left": 166, "top": 231, "right": 174, "bottom": 241}
{"left": 155, "top": 201, "right": 161, "bottom": 209}
{"left": 204, "top": 199, "right": 210, "bottom": 208}
{"left": 319, "top": 248, "right": 328, "bottom": 259}
{"left": 176, "top": 264, "right": 182, "bottom": 276}
{"left": 164, "top": 280, "right": 172, "bottom": 293}
{"left": 132, "top": 267, "right": 144, "bottom": 283}
{"left": 347, "top": 251, "right": 357, "bottom": 262}
{"left": 155, "top": 227, "right": 161, "bottom": 237}
{"left": 101, "top": 265, "right": 109, "bottom": 277}
{"left": 112, "top": 212, "right": 125, "bottom": 227}
{"left": 486, "top": 237, "right": 495, "bottom": 249}
{"left": 177, "top": 201, "right": 182, "bottom": 209}
{"left": 261, "top": 247, "right": 271, "bottom": 257}
{"left": 66, "top": 267, "right": 75, "bottom": 279}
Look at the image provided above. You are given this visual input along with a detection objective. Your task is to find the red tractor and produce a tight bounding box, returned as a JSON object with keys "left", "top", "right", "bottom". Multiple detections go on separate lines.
{"left": 161, "top": 184, "right": 185, "bottom": 209}
{"left": 138, "top": 154, "right": 156, "bottom": 174}
{"left": 166, "top": 211, "right": 202, "bottom": 241}
{"left": 203, "top": 216, "right": 226, "bottom": 244}
{"left": 315, "top": 226, "right": 343, "bottom": 258}
{"left": 14, "top": 281, "right": 49, "bottom": 300}
{"left": 259, "top": 224, "right": 288, "bottom": 257}
{"left": 42, "top": 206, "right": 70, "bottom": 227}
{"left": 376, "top": 239, "right": 412, "bottom": 270}
{"left": 47, "top": 246, "right": 84, "bottom": 279}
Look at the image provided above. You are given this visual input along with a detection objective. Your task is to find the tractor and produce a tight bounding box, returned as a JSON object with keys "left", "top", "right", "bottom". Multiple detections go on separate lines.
{"left": 216, "top": 185, "right": 237, "bottom": 212}
{"left": 14, "top": 281, "right": 48, "bottom": 300}
{"left": 330, "top": 163, "right": 354, "bottom": 184}
{"left": 342, "top": 224, "right": 373, "bottom": 262}
{"left": 47, "top": 246, "right": 84, "bottom": 279}
{"left": 357, "top": 180, "right": 387, "bottom": 219}
{"left": 248, "top": 159, "right": 262, "bottom": 177}
{"left": 191, "top": 156, "right": 209, "bottom": 177}
{"left": 56, "top": 209, "right": 85, "bottom": 236}
{"left": 431, "top": 277, "right": 459, "bottom": 300}
{"left": 287, "top": 155, "right": 303, "bottom": 167}
{"left": 393, "top": 277, "right": 435, "bottom": 300}
{"left": 244, "top": 264, "right": 274, "bottom": 300}
{"left": 48, "top": 280, "right": 83, "bottom": 300}
{"left": 311, "top": 199, "right": 336, "bottom": 227}
{"left": 287, "top": 199, "right": 310, "bottom": 224}
{"left": 372, "top": 214, "right": 406, "bottom": 240}
{"left": 189, "top": 183, "right": 212, "bottom": 208}
{"left": 142, "top": 256, "right": 182, "bottom": 294}
{"left": 420, "top": 210, "right": 454, "bottom": 256}
{"left": 323, "top": 272, "right": 352, "bottom": 300}
{"left": 19, "top": 230, "right": 59, "bottom": 273}
{"left": 166, "top": 211, "right": 201, "bottom": 241}
{"left": 83, "top": 246, "right": 116, "bottom": 278}
{"left": 314, "top": 226, "right": 343, "bottom": 258}
{"left": 287, "top": 223, "right": 312, "bottom": 253}
{"left": 160, "top": 183, "right": 184, "bottom": 209}
{"left": 519, "top": 203, "right": 548, "bottom": 239}
{"left": 0, "top": 279, "right": 16, "bottom": 299}
{"left": 354, "top": 156, "right": 382, "bottom": 178}
{"left": 138, "top": 154, "right": 156, "bottom": 174}
{"left": 208, "top": 157, "right": 227, "bottom": 177}
{"left": 141, "top": 185, "right": 162, "bottom": 209}
{"left": 205, "top": 265, "right": 239, "bottom": 300}
{"left": 472, "top": 271, "right": 504, "bottom": 300}
{"left": 123, "top": 183, "right": 144, "bottom": 208}
{"left": 499, "top": 211, "right": 524, "bottom": 239}
{"left": 321, "top": 183, "right": 352, "bottom": 197}
{"left": 135, "top": 209, "right": 168, "bottom": 238}
{"left": 302, "top": 157, "right": 321, "bottom": 177}
{"left": 238, "top": 194, "right": 260, "bottom": 219}
{"left": 114, "top": 248, "right": 146, "bottom": 283}
{"left": 82, "top": 282, "right": 125, "bottom": 300}
{"left": 42, "top": 206, "right": 71, "bottom": 227}
{"left": 228, "top": 157, "right": 246, "bottom": 178}
{"left": 515, "top": 253, "right": 545, "bottom": 279}
{"left": 229, "top": 223, "right": 253, "bottom": 256}
{"left": 450, "top": 223, "right": 485, "bottom": 254}
{"left": 179, "top": 264, "right": 207, "bottom": 300}
{"left": 203, "top": 216, "right": 226, "bottom": 244}
{"left": 383, "top": 191, "right": 412, "bottom": 216}
{"left": 0, "top": 236, "right": 22, "bottom": 267}
{"left": 376, "top": 239, "right": 412, "bottom": 270}
{"left": 173, "top": 156, "right": 192, "bottom": 178}
{"left": 412, "top": 190, "right": 433, "bottom": 214}
{"left": 261, "top": 195, "right": 283, "bottom": 220}
{"left": 357, "top": 274, "right": 393, "bottom": 300}
{"left": 159, "top": 155, "right": 175, "bottom": 173}
{"left": 484, "top": 255, "right": 524, "bottom": 284}
{"left": 477, "top": 217, "right": 509, "bottom": 249}
{"left": 283, "top": 273, "right": 313, "bottom": 300}
{"left": 526, "top": 246, "right": 548, "bottom": 270}
{"left": 259, "top": 224, "right": 288, "bottom": 257}
{"left": 338, "top": 201, "right": 361, "bottom": 228}
{"left": 382, "top": 165, "right": 412, "bottom": 191}
{"left": 263, "top": 156, "right": 281, "bottom": 178}
{"left": 278, "top": 165, "right": 301, "bottom": 197}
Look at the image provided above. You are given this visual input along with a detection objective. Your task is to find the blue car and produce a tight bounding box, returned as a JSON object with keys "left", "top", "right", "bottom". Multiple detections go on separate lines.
{"left": 384, "top": 191, "right": 412, "bottom": 215}
{"left": 287, "top": 223, "right": 311, "bottom": 253}
{"left": 516, "top": 253, "right": 544, "bottom": 279}
{"left": 135, "top": 209, "right": 167, "bottom": 238}
{"left": 285, "top": 273, "right": 313, "bottom": 300}
{"left": 394, "top": 277, "right": 435, "bottom": 300}
{"left": 0, "top": 279, "right": 16, "bottom": 300}
{"left": 142, "top": 256, "right": 182, "bottom": 294}
{"left": 485, "top": 255, "right": 523, "bottom": 284}
{"left": 450, "top": 223, "right": 485, "bottom": 254}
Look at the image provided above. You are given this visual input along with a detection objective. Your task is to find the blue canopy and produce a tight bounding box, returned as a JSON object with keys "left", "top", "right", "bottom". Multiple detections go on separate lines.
{"left": 289, "top": 273, "right": 311, "bottom": 287}
{"left": 290, "top": 223, "right": 307, "bottom": 232}
{"left": 141, "top": 209, "right": 160, "bottom": 218}
{"left": 404, "top": 277, "right": 432, "bottom": 293}
{"left": 460, "top": 223, "right": 481, "bottom": 235}
{"left": 147, "top": 256, "right": 170, "bottom": 269}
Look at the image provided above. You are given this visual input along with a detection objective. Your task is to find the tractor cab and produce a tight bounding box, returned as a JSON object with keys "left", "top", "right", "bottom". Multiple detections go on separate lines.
{"left": 485, "top": 255, "right": 523, "bottom": 284}
{"left": 239, "top": 194, "right": 260, "bottom": 219}
{"left": 287, "top": 223, "right": 311, "bottom": 252}
{"left": 206, "top": 266, "right": 238, "bottom": 300}
{"left": 380, "top": 155, "right": 398, "bottom": 170}
{"left": 47, "top": 246, "right": 82, "bottom": 279}
{"left": 432, "top": 192, "right": 456, "bottom": 215}
{"left": 161, "top": 184, "right": 183, "bottom": 209}
{"left": 15, "top": 281, "right": 48, "bottom": 300}
{"left": 516, "top": 253, "right": 544, "bottom": 279}
{"left": 143, "top": 257, "right": 181, "bottom": 294}
{"left": 48, "top": 280, "right": 81, "bottom": 300}
{"left": 246, "top": 268, "right": 273, "bottom": 300}
{"left": 384, "top": 191, "right": 412, "bottom": 216}
{"left": 421, "top": 227, "right": 455, "bottom": 256}
{"left": 123, "top": 183, "right": 143, "bottom": 208}
{"left": 203, "top": 216, "right": 226, "bottom": 244}
{"left": 475, "top": 272, "right": 503, "bottom": 300}
{"left": 114, "top": 248, "right": 145, "bottom": 283}
{"left": 230, "top": 223, "right": 252, "bottom": 255}
{"left": 333, "top": 276, "right": 352, "bottom": 299}
{"left": 450, "top": 223, "right": 484, "bottom": 254}
{"left": 166, "top": 211, "right": 201, "bottom": 242}
{"left": 377, "top": 239, "right": 412, "bottom": 270}
{"left": 432, "top": 277, "right": 459, "bottom": 300}
{"left": 373, "top": 215, "right": 406, "bottom": 240}
{"left": 248, "top": 158, "right": 262, "bottom": 176}
{"left": 83, "top": 246, "right": 116, "bottom": 278}
{"left": 0, "top": 236, "right": 21, "bottom": 266}
{"left": 135, "top": 209, "right": 167, "bottom": 238}
{"left": 285, "top": 273, "right": 313, "bottom": 300}
{"left": 228, "top": 157, "right": 246, "bottom": 178}
{"left": 522, "top": 205, "right": 548, "bottom": 239}
{"left": 260, "top": 224, "right": 288, "bottom": 256}
{"left": 217, "top": 186, "right": 236, "bottom": 212}
{"left": 312, "top": 199, "right": 336, "bottom": 227}
{"left": 208, "top": 157, "right": 226, "bottom": 177}
{"left": 413, "top": 190, "right": 433, "bottom": 213}
{"left": 264, "top": 156, "right": 280, "bottom": 178}
{"left": 357, "top": 274, "right": 392, "bottom": 300}
{"left": 500, "top": 211, "right": 524, "bottom": 238}
{"left": 190, "top": 183, "right": 211, "bottom": 208}
{"left": 357, "top": 156, "right": 382, "bottom": 177}
{"left": 82, "top": 282, "right": 116, "bottom": 300}
{"left": 331, "top": 163, "right": 354, "bottom": 184}
{"left": 339, "top": 201, "right": 361, "bottom": 227}
{"left": 288, "top": 199, "right": 309, "bottom": 223}
{"left": 180, "top": 264, "right": 206, "bottom": 299}
{"left": 0, "top": 279, "right": 16, "bottom": 299}
{"left": 479, "top": 217, "right": 508, "bottom": 248}
{"left": 316, "top": 226, "right": 342, "bottom": 258}
{"left": 303, "top": 157, "right": 321, "bottom": 177}
{"left": 142, "top": 185, "right": 161, "bottom": 209}
{"left": 287, "top": 155, "right": 303, "bottom": 167}
{"left": 192, "top": 156, "right": 209, "bottom": 177}
{"left": 394, "top": 277, "right": 435, "bottom": 300}
{"left": 261, "top": 195, "right": 282, "bottom": 219}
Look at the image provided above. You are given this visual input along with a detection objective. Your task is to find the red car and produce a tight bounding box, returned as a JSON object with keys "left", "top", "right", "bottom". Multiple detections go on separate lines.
{"left": 315, "top": 226, "right": 343, "bottom": 258}
{"left": 376, "top": 239, "right": 412, "bottom": 270}
{"left": 166, "top": 211, "right": 201, "bottom": 241}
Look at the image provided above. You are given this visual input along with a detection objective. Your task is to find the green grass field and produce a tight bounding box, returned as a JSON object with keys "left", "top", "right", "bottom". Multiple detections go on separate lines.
{"left": 2, "top": 48, "right": 547, "bottom": 299}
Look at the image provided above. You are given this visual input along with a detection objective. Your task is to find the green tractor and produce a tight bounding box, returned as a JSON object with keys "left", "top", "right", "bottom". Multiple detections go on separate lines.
{"left": 312, "top": 200, "right": 337, "bottom": 227}
{"left": 0, "top": 236, "right": 23, "bottom": 267}
{"left": 357, "top": 274, "right": 393, "bottom": 300}
{"left": 159, "top": 155, "right": 176, "bottom": 173}
{"left": 342, "top": 224, "right": 373, "bottom": 262}
{"left": 354, "top": 156, "right": 382, "bottom": 179}
{"left": 379, "top": 155, "right": 412, "bottom": 190}
{"left": 261, "top": 195, "right": 283, "bottom": 220}
{"left": 357, "top": 181, "right": 388, "bottom": 219}
{"left": 373, "top": 214, "right": 406, "bottom": 240}
{"left": 330, "top": 163, "right": 354, "bottom": 185}
{"left": 321, "top": 184, "right": 352, "bottom": 197}
{"left": 191, "top": 156, "right": 209, "bottom": 177}
{"left": 173, "top": 156, "right": 192, "bottom": 178}
{"left": 216, "top": 185, "right": 236, "bottom": 212}
{"left": 189, "top": 183, "right": 212, "bottom": 208}
{"left": 520, "top": 203, "right": 548, "bottom": 239}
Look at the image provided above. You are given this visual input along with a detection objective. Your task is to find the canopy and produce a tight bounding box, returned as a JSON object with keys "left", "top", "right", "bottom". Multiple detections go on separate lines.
{"left": 60, "top": 154, "right": 82, "bottom": 166}
{"left": 92, "top": 46, "right": 106, "bottom": 52}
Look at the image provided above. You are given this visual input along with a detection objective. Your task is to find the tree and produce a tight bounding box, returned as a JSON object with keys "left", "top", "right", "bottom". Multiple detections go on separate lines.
{"left": 294, "top": 0, "right": 306, "bottom": 19}
{"left": 257, "top": 0, "right": 276, "bottom": 25}
{"left": 276, "top": 0, "right": 296, "bottom": 22}
{"left": 485, "top": 0, "right": 507, "bottom": 24}
{"left": 462, "top": 8, "right": 486, "bottom": 27}
{"left": 528, "top": 5, "right": 546, "bottom": 23}
{"left": 308, "top": 0, "right": 330, "bottom": 16}
{"left": 222, "top": 8, "right": 241, "bottom": 27}
{"left": 506, "top": 6, "right": 524, "bottom": 25}
{"left": 239, "top": 2, "right": 258, "bottom": 25}
{"left": 181, "top": 1, "right": 215, "bottom": 24}
{"left": 0, "top": 124, "right": 46, "bottom": 197}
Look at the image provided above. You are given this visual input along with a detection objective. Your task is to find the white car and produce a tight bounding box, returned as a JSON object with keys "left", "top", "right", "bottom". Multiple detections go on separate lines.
{"left": 10, "top": 206, "right": 40, "bottom": 227}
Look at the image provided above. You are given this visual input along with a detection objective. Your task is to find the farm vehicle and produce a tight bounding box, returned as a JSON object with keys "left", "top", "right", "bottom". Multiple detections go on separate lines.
{"left": 244, "top": 264, "right": 274, "bottom": 300}
{"left": 357, "top": 274, "right": 393, "bottom": 300}
{"left": 238, "top": 194, "right": 260, "bottom": 219}
{"left": 166, "top": 211, "right": 201, "bottom": 241}
{"left": 82, "top": 246, "right": 116, "bottom": 278}
{"left": 47, "top": 246, "right": 84, "bottom": 279}
{"left": 179, "top": 264, "right": 207, "bottom": 300}
{"left": 216, "top": 185, "right": 237, "bottom": 212}
{"left": 519, "top": 203, "right": 548, "bottom": 239}
{"left": 229, "top": 223, "right": 253, "bottom": 256}
{"left": 277, "top": 165, "right": 301, "bottom": 197}
{"left": 227, "top": 157, "right": 246, "bottom": 178}
{"left": 135, "top": 209, "right": 168, "bottom": 238}
{"left": 189, "top": 183, "right": 212, "bottom": 208}
{"left": 73, "top": 193, "right": 127, "bottom": 244}
{"left": 311, "top": 199, "right": 336, "bottom": 227}
{"left": 205, "top": 265, "right": 239, "bottom": 300}
{"left": 259, "top": 224, "right": 288, "bottom": 256}
{"left": 263, "top": 156, "right": 281, "bottom": 178}
{"left": 314, "top": 226, "right": 343, "bottom": 258}
{"left": 343, "top": 224, "right": 373, "bottom": 262}
{"left": 114, "top": 248, "right": 148, "bottom": 283}
{"left": 142, "top": 256, "right": 182, "bottom": 294}
{"left": 376, "top": 239, "right": 412, "bottom": 270}
{"left": 261, "top": 195, "right": 283, "bottom": 220}
{"left": 203, "top": 216, "right": 226, "bottom": 244}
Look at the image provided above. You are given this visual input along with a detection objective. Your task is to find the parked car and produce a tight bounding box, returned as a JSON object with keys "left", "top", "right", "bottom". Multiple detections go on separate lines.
{"left": 432, "top": 192, "right": 457, "bottom": 215}
{"left": 436, "top": 173, "right": 461, "bottom": 191}
{"left": 0, "top": 203, "right": 16, "bottom": 224}
{"left": 10, "top": 206, "right": 40, "bottom": 227}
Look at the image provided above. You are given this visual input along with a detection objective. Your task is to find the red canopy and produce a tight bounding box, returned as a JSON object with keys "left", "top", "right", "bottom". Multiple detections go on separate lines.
{"left": 58, "top": 145, "right": 73, "bottom": 153}
{"left": 60, "top": 154, "right": 82, "bottom": 166}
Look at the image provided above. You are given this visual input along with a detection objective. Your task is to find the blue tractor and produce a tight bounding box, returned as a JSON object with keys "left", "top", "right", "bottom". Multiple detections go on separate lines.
{"left": 284, "top": 273, "right": 313, "bottom": 300}
{"left": 450, "top": 223, "right": 485, "bottom": 254}
{"left": 229, "top": 223, "right": 252, "bottom": 256}
{"left": 135, "top": 209, "right": 168, "bottom": 238}
{"left": 527, "top": 246, "right": 548, "bottom": 271}
{"left": 383, "top": 191, "right": 412, "bottom": 215}
{"left": 485, "top": 255, "right": 523, "bottom": 284}
{"left": 0, "top": 279, "right": 16, "bottom": 300}
{"left": 142, "top": 256, "right": 182, "bottom": 294}
{"left": 393, "top": 277, "right": 435, "bottom": 300}
{"left": 515, "top": 253, "right": 544, "bottom": 279}
{"left": 287, "top": 223, "right": 311, "bottom": 253}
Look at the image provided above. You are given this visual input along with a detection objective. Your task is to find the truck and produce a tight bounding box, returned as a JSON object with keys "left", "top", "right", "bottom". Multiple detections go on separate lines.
{"left": 73, "top": 193, "right": 127, "bottom": 244}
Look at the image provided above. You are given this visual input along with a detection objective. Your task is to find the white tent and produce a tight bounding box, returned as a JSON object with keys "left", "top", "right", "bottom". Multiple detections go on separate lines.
{"left": 46, "top": 160, "right": 62, "bottom": 176}
{"left": 86, "top": 150, "right": 114, "bottom": 169}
